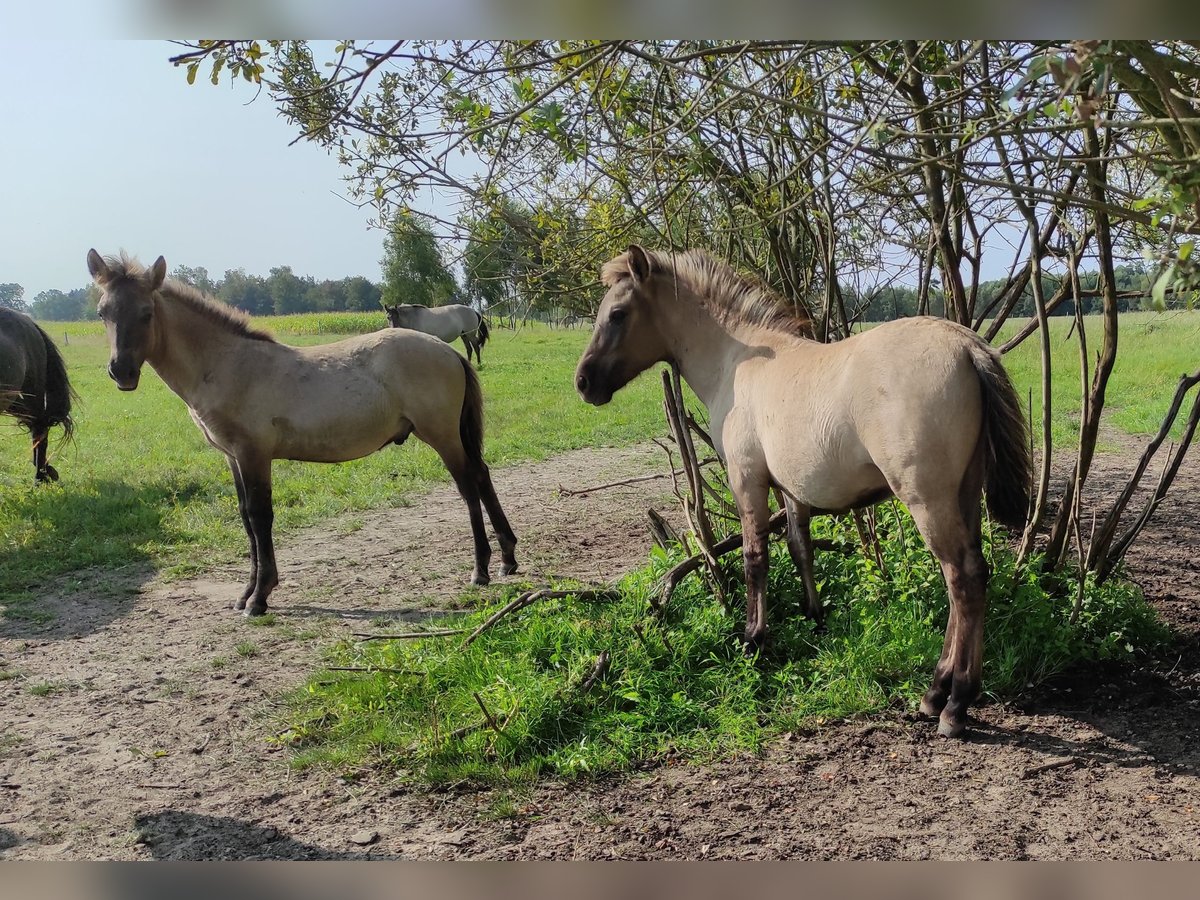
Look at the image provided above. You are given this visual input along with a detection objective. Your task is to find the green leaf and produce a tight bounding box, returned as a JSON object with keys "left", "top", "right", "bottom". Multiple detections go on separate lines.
{"left": 186, "top": 62, "right": 198, "bottom": 85}
{"left": 1180, "top": 240, "right": 1194, "bottom": 262}
{"left": 1151, "top": 265, "right": 1175, "bottom": 311}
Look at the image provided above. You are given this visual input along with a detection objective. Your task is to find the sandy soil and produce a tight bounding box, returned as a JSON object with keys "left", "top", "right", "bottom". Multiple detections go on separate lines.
{"left": 0, "top": 439, "right": 1197, "bottom": 860}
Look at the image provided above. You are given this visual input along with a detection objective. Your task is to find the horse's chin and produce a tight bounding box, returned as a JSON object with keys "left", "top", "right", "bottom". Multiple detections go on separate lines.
{"left": 580, "top": 387, "right": 613, "bottom": 406}
{"left": 114, "top": 377, "right": 140, "bottom": 392}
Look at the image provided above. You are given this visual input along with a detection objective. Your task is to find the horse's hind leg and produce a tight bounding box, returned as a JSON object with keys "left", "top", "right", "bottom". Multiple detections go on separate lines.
{"left": 453, "top": 466, "right": 493, "bottom": 585}
{"left": 781, "top": 494, "right": 822, "bottom": 623}
{"left": 476, "top": 463, "right": 518, "bottom": 575}
{"left": 904, "top": 451, "right": 988, "bottom": 738}
{"left": 32, "top": 427, "right": 58, "bottom": 483}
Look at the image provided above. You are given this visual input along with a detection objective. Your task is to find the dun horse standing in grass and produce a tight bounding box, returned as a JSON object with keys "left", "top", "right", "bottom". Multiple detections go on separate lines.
{"left": 383, "top": 302, "right": 490, "bottom": 367}
{"left": 575, "top": 246, "right": 1031, "bottom": 738}
{"left": 0, "top": 308, "right": 75, "bottom": 483}
{"left": 88, "top": 250, "right": 518, "bottom": 615}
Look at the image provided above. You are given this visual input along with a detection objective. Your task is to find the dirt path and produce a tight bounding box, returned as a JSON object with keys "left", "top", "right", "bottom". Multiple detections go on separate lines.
{"left": 1, "top": 441, "right": 1197, "bottom": 860}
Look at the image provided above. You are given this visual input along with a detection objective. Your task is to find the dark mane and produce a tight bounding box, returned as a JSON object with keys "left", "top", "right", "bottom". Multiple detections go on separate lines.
{"left": 602, "top": 248, "right": 814, "bottom": 339}
{"left": 101, "top": 253, "right": 276, "bottom": 343}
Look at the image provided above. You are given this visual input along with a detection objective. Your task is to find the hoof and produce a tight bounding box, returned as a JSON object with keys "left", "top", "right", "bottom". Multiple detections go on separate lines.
{"left": 500, "top": 562, "right": 519, "bottom": 576}
{"left": 742, "top": 629, "right": 768, "bottom": 656}
{"left": 937, "top": 714, "right": 967, "bottom": 739}
{"left": 471, "top": 572, "right": 490, "bottom": 587}
{"left": 243, "top": 602, "right": 269, "bottom": 617}
{"left": 35, "top": 465, "right": 60, "bottom": 484}
{"left": 231, "top": 596, "right": 248, "bottom": 611}
{"left": 918, "top": 693, "right": 946, "bottom": 718}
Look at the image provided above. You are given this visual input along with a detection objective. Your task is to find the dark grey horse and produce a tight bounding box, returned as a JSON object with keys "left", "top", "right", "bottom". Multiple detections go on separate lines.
{"left": 0, "top": 309, "right": 75, "bottom": 482}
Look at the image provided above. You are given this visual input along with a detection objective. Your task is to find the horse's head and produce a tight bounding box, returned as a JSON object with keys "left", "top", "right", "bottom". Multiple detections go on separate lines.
{"left": 87, "top": 249, "right": 166, "bottom": 391}
{"left": 382, "top": 304, "right": 406, "bottom": 328}
{"left": 575, "top": 245, "right": 671, "bottom": 406}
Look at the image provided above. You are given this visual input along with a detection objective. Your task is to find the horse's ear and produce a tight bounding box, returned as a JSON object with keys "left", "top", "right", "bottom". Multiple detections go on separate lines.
{"left": 86, "top": 248, "right": 110, "bottom": 284}
{"left": 627, "top": 245, "right": 651, "bottom": 284}
{"left": 148, "top": 256, "right": 167, "bottom": 291}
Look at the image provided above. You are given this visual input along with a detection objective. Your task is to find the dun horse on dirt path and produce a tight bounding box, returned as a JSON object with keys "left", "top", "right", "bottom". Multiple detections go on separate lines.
{"left": 89, "top": 249, "right": 518, "bottom": 615}
{"left": 383, "top": 303, "right": 490, "bottom": 367}
{"left": 0, "top": 308, "right": 75, "bottom": 483}
{"left": 575, "top": 246, "right": 1031, "bottom": 738}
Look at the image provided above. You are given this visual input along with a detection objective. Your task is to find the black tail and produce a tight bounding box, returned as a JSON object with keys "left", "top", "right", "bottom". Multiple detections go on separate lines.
{"left": 36, "top": 323, "right": 75, "bottom": 441}
{"left": 457, "top": 353, "right": 485, "bottom": 468}
{"left": 969, "top": 342, "right": 1031, "bottom": 530}
{"left": 476, "top": 314, "right": 490, "bottom": 349}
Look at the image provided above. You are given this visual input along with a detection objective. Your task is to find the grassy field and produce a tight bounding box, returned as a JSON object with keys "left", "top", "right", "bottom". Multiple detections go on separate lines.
{"left": 1, "top": 309, "right": 1196, "bottom": 623}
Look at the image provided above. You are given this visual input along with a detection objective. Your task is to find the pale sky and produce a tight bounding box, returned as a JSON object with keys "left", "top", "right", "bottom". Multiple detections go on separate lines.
{"left": 0, "top": 40, "right": 389, "bottom": 300}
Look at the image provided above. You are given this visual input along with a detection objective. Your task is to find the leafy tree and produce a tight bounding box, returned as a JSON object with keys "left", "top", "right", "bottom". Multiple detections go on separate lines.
{"left": 28, "top": 288, "right": 91, "bottom": 320}
{"left": 217, "top": 268, "right": 272, "bottom": 315}
{"left": 170, "top": 264, "right": 216, "bottom": 295}
{"left": 0, "top": 283, "right": 26, "bottom": 312}
{"left": 380, "top": 214, "right": 458, "bottom": 308}
{"left": 341, "top": 276, "right": 382, "bottom": 311}
{"left": 266, "top": 265, "right": 314, "bottom": 315}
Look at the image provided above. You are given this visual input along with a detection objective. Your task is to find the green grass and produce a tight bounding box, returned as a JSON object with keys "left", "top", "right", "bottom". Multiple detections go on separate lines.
{"left": 998, "top": 311, "right": 1200, "bottom": 449}
{"left": 283, "top": 504, "right": 1164, "bottom": 785}
{"left": 0, "top": 321, "right": 663, "bottom": 619}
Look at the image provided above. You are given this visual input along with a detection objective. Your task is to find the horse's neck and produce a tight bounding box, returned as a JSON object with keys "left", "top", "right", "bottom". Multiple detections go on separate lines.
{"left": 654, "top": 296, "right": 769, "bottom": 410}
{"left": 147, "top": 299, "right": 251, "bottom": 404}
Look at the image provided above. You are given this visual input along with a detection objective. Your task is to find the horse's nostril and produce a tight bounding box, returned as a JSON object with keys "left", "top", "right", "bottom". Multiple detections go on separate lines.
{"left": 576, "top": 372, "right": 589, "bottom": 393}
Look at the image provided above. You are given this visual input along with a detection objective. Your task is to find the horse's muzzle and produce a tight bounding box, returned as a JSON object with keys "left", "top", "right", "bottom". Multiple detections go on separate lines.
{"left": 575, "top": 368, "right": 612, "bottom": 406}
{"left": 108, "top": 361, "right": 141, "bottom": 392}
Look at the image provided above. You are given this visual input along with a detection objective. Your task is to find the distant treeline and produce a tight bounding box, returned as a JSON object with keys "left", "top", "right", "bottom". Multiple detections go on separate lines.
{"left": 2, "top": 260, "right": 1168, "bottom": 323}
{"left": 6, "top": 265, "right": 387, "bottom": 322}
{"left": 857, "top": 264, "right": 1160, "bottom": 322}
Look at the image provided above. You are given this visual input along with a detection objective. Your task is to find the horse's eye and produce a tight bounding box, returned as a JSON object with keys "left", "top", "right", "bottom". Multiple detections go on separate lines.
{"left": 609, "top": 307, "right": 627, "bottom": 324}
{"left": 140, "top": 311, "right": 153, "bottom": 324}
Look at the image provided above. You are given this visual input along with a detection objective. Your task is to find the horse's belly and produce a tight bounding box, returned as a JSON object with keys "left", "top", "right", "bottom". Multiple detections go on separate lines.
{"left": 768, "top": 445, "right": 888, "bottom": 512}
{"left": 272, "top": 412, "right": 399, "bottom": 463}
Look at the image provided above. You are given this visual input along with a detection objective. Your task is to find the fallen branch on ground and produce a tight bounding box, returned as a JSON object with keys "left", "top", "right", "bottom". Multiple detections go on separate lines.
{"left": 461, "top": 587, "right": 620, "bottom": 647}
{"left": 325, "top": 666, "right": 426, "bottom": 676}
{"left": 351, "top": 628, "right": 466, "bottom": 641}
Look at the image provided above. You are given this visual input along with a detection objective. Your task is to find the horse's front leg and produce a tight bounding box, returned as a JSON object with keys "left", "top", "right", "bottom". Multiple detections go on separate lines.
{"left": 233, "top": 454, "right": 278, "bottom": 616}
{"left": 227, "top": 456, "right": 258, "bottom": 610}
{"left": 731, "top": 468, "right": 772, "bottom": 652}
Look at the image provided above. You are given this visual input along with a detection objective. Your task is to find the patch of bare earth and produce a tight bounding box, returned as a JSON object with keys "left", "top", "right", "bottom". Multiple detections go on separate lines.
{"left": 1, "top": 440, "right": 1197, "bottom": 860}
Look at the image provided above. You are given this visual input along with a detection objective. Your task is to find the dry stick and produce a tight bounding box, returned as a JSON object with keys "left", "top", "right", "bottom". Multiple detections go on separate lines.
{"left": 1046, "top": 125, "right": 1122, "bottom": 566}
{"left": 1088, "top": 368, "right": 1200, "bottom": 576}
{"left": 450, "top": 697, "right": 521, "bottom": 743}
{"left": 1021, "top": 757, "right": 1080, "bottom": 779}
{"left": 1103, "top": 388, "right": 1200, "bottom": 580}
{"left": 577, "top": 650, "right": 611, "bottom": 695}
{"left": 325, "top": 666, "right": 426, "bottom": 676}
{"left": 461, "top": 588, "right": 618, "bottom": 647}
{"left": 351, "top": 628, "right": 465, "bottom": 641}
{"left": 662, "top": 369, "right": 717, "bottom": 558}
{"left": 557, "top": 470, "right": 675, "bottom": 497}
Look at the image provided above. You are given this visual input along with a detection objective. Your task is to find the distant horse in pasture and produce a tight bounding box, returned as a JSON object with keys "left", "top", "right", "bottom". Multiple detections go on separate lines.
{"left": 0, "top": 308, "right": 75, "bottom": 483}
{"left": 574, "top": 246, "right": 1031, "bottom": 738}
{"left": 89, "top": 249, "right": 518, "bottom": 615}
{"left": 383, "top": 302, "right": 490, "bottom": 367}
